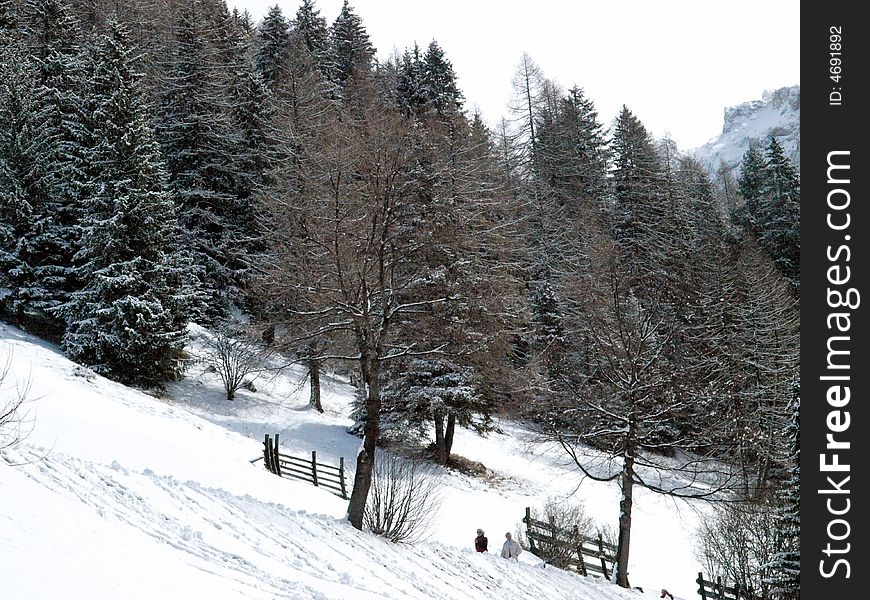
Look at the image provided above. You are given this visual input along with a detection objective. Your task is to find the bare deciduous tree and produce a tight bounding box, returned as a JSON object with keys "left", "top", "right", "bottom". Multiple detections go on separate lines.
{"left": 515, "top": 497, "right": 596, "bottom": 569}
{"left": 200, "top": 324, "right": 266, "bottom": 402}
{"left": 258, "top": 81, "right": 524, "bottom": 529}
{"left": 363, "top": 451, "right": 442, "bottom": 543}
{"left": 1, "top": 351, "right": 32, "bottom": 451}
{"left": 694, "top": 500, "right": 781, "bottom": 599}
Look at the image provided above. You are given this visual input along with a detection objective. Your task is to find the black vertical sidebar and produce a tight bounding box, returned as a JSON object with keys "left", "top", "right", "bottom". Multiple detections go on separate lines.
{"left": 801, "top": 2, "right": 867, "bottom": 599}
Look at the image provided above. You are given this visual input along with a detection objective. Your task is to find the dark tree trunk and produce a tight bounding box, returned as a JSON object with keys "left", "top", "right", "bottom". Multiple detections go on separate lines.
{"left": 226, "top": 387, "right": 235, "bottom": 402}
{"left": 615, "top": 417, "right": 636, "bottom": 588}
{"left": 346, "top": 353, "right": 380, "bottom": 530}
{"left": 444, "top": 413, "right": 456, "bottom": 460}
{"left": 309, "top": 358, "right": 323, "bottom": 412}
{"left": 433, "top": 409, "right": 447, "bottom": 464}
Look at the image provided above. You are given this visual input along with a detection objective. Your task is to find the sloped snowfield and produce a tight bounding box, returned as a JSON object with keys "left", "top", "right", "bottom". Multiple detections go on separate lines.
{"left": 1, "top": 322, "right": 705, "bottom": 599}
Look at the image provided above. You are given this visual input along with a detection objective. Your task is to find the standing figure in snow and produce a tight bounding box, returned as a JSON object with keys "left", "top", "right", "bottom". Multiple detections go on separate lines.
{"left": 661, "top": 590, "right": 674, "bottom": 600}
{"left": 475, "top": 529, "right": 488, "bottom": 552}
{"left": 501, "top": 532, "right": 521, "bottom": 559}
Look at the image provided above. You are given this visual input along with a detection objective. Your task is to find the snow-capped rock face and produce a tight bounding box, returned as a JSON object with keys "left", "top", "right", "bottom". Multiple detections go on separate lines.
{"left": 694, "top": 85, "right": 799, "bottom": 173}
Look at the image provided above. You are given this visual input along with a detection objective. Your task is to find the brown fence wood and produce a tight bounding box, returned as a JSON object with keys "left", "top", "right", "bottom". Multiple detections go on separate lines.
{"left": 697, "top": 573, "right": 760, "bottom": 600}
{"left": 522, "top": 507, "right": 615, "bottom": 579}
{"left": 260, "top": 435, "right": 350, "bottom": 500}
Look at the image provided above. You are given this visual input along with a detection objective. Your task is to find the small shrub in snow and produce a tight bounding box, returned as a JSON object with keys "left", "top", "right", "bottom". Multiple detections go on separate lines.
{"left": 201, "top": 324, "right": 267, "bottom": 401}
{"left": 1, "top": 352, "right": 31, "bottom": 450}
{"left": 364, "top": 452, "right": 442, "bottom": 543}
{"left": 517, "top": 497, "right": 596, "bottom": 569}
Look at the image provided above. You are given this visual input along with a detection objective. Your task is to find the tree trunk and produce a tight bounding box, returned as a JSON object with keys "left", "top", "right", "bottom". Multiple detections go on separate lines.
{"left": 346, "top": 353, "right": 380, "bottom": 530}
{"left": 615, "top": 417, "right": 636, "bottom": 588}
{"left": 226, "top": 387, "right": 235, "bottom": 402}
{"left": 444, "top": 413, "right": 456, "bottom": 462}
{"left": 309, "top": 358, "right": 323, "bottom": 412}
{"left": 433, "top": 409, "right": 447, "bottom": 464}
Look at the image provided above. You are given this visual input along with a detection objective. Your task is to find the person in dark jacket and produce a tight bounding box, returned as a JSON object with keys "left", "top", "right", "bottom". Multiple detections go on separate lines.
{"left": 474, "top": 529, "right": 488, "bottom": 552}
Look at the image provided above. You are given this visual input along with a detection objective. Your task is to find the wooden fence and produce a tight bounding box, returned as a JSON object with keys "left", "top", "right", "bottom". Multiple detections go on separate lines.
{"left": 696, "top": 573, "right": 761, "bottom": 600}
{"left": 261, "top": 434, "right": 350, "bottom": 500}
{"left": 522, "top": 507, "right": 617, "bottom": 578}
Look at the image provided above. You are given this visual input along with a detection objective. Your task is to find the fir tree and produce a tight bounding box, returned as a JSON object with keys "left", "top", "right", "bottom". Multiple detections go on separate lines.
{"left": 0, "top": 35, "right": 55, "bottom": 321}
{"left": 158, "top": 0, "right": 247, "bottom": 320}
{"left": 255, "top": 4, "right": 291, "bottom": 88}
{"left": 759, "top": 138, "right": 800, "bottom": 289}
{"left": 327, "top": 0, "right": 374, "bottom": 88}
{"left": 16, "top": 0, "right": 89, "bottom": 332}
{"left": 768, "top": 383, "right": 799, "bottom": 600}
{"left": 293, "top": 0, "right": 328, "bottom": 64}
{"left": 736, "top": 143, "right": 766, "bottom": 228}
{"left": 381, "top": 358, "right": 495, "bottom": 465}
{"left": 395, "top": 44, "right": 427, "bottom": 117}
{"left": 421, "top": 40, "right": 463, "bottom": 118}
{"left": 62, "top": 19, "right": 189, "bottom": 386}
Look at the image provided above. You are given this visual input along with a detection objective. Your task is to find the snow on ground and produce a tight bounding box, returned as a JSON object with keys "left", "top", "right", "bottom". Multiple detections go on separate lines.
{"left": 1, "top": 322, "right": 706, "bottom": 599}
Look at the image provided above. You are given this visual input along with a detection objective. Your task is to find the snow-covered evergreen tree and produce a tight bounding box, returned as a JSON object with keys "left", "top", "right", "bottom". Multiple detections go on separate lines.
{"left": 768, "top": 383, "right": 799, "bottom": 600}
{"left": 736, "top": 143, "right": 765, "bottom": 228}
{"left": 255, "top": 4, "right": 291, "bottom": 89}
{"left": 157, "top": 0, "right": 247, "bottom": 321}
{"left": 293, "top": 0, "right": 328, "bottom": 66}
{"left": 759, "top": 138, "right": 800, "bottom": 289}
{"left": 421, "top": 41, "right": 462, "bottom": 118}
{"left": 0, "top": 30, "right": 55, "bottom": 321}
{"left": 381, "top": 358, "right": 495, "bottom": 464}
{"left": 15, "top": 0, "right": 89, "bottom": 332}
{"left": 327, "top": 0, "right": 374, "bottom": 88}
{"left": 62, "top": 18, "right": 190, "bottom": 386}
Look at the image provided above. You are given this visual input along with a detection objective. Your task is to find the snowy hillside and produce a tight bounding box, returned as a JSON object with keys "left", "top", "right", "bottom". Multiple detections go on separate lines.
{"left": 1, "top": 322, "right": 707, "bottom": 599}
{"left": 693, "top": 85, "right": 799, "bottom": 172}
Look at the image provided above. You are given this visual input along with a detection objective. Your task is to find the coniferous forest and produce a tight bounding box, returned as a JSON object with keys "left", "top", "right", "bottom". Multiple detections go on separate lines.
{"left": 0, "top": 1, "right": 799, "bottom": 596}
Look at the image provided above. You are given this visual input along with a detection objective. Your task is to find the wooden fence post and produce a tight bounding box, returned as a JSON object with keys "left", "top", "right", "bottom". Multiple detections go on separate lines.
{"left": 716, "top": 577, "right": 724, "bottom": 600}
{"left": 597, "top": 534, "right": 608, "bottom": 580}
{"left": 524, "top": 507, "right": 536, "bottom": 555}
{"left": 263, "top": 434, "right": 272, "bottom": 473}
{"left": 273, "top": 434, "right": 282, "bottom": 477}
{"left": 311, "top": 450, "right": 319, "bottom": 486}
{"left": 747, "top": 584, "right": 754, "bottom": 600}
{"left": 339, "top": 457, "right": 347, "bottom": 499}
{"left": 697, "top": 573, "right": 707, "bottom": 600}
{"left": 574, "top": 525, "right": 587, "bottom": 576}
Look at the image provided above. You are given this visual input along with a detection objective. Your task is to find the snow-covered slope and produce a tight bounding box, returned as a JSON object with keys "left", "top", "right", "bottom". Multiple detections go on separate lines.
{"left": 1, "top": 322, "right": 707, "bottom": 599}
{"left": 693, "top": 85, "right": 799, "bottom": 172}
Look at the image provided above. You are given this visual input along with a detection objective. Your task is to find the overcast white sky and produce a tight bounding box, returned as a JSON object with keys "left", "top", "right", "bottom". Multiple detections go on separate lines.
{"left": 231, "top": 0, "right": 799, "bottom": 150}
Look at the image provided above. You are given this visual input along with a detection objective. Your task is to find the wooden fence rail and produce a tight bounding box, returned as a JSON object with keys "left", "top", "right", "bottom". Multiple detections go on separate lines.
{"left": 696, "top": 573, "right": 760, "bottom": 600}
{"left": 522, "top": 507, "right": 617, "bottom": 579}
{"left": 262, "top": 434, "right": 350, "bottom": 500}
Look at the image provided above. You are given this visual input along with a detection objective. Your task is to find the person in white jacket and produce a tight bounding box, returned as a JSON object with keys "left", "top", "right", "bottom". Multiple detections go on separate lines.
{"left": 501, "top": 532, "right": 522, "bottom": 560}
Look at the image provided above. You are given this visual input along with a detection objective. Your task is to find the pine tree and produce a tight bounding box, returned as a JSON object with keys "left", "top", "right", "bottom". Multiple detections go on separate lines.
{"left": 0, "top": 0, "right": 18, "bottom": 32}
{"left": 62, "top": 18, "right": 189, "bottom": 386}
{"left": 158, "top": 0, "right": 247, "bottom": 320}
{"left": 395, "top": 44, "right": 427, "bottom": 117}
{"left": 0, "top": 34, "right": 55, "bottom": 321}
{"left": 293, "top": 0, "right": 328, "bottom": 64}
{"left": 536, "top": 85, "right": 607, "bottom": 206}
{"left": 610, "top": 105, "right": 668, "bottom": 277}
{"left": 736, "top": 143, "right": 766, "bottom": 228}
{"left": 768, "top": 383, "right": 799, "bottom": 600}
{"left": 327, "top": 0, "right": 374, "bottom": 88}
{"left": 759, "top": 138, "right": 800, "bottom": 289}
{"left": 255, "top": 4, "right": 291, "bottom": 89}
{"left": 421, "top": 40, "right": 462, "bottom": 118}
{"left": 16, "top": 0, "right": 89, "bottom": 333}
{"left": 381, "top": 358, "right": 495, "bottom": 465}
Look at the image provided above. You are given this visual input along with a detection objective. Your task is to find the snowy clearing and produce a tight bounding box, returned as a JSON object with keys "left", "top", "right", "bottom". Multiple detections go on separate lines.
{"left": 1, "top": 322, "right": 707, "bottom": 599}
